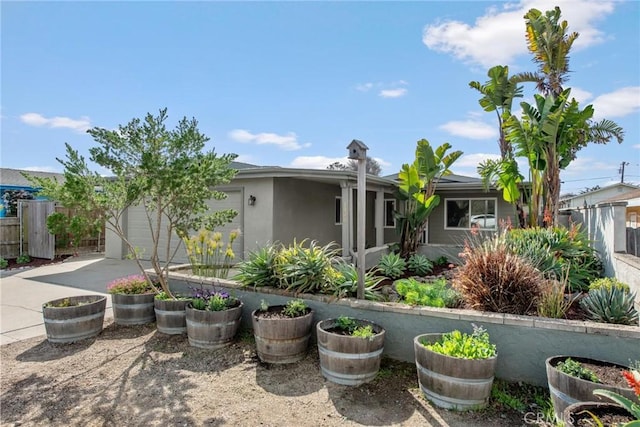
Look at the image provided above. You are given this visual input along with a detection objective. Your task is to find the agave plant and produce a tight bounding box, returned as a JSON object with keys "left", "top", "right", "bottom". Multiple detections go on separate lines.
{"left": 275, "top": 239, "right": 341, "bottom": 294}
{"left": 407, "top": 253, "right": 433, "bottom": 276}
{"left": 329, "top": 263, "right": 386, "bottom": 301}
{"left": 377, "top": 252, "right": 407, "bottom": 279}
{"left": 580, "top": 287, "right": 639, "bottom": 326}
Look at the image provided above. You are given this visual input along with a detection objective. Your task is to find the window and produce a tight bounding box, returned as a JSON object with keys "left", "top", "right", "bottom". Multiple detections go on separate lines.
{"left": 335, "top": 197, "right": 342, "bottom": 225}
{"left": 445, "top": 198, "right": 497, "bottom": 230}
{"left": 384, "top": 199, "right": 396, "bottom": 228}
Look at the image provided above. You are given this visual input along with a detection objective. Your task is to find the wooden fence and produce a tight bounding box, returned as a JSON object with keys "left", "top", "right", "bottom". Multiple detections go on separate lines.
{"left": 0, "top": 203, "right": 105, "bottom": 259}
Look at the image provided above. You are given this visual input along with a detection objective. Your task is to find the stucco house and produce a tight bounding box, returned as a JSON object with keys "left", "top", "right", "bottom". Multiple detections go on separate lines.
{"left": 560, "top": 183, "right": 640, "bottom": 209}
{"left": 599, "top": 187, "right": 640, "bottom": 228}
{"left": 105, "top": 163, "right": 511, "bottom": 264}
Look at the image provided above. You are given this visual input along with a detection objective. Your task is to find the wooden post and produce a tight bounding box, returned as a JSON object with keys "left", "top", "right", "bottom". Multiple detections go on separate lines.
{"left": 357, "top": 157, "right": 366, "bottom": 300}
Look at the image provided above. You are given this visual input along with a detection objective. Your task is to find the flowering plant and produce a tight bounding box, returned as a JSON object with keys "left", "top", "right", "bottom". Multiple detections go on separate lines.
{"left": 182, "top": 228, "right": 240, "bottom": 279}
{"left": 107, "top": 275, "right": 154, "bottom": 294}
{"left": 190, "top": 287, "right": 239, "bottom": 311}
{"left": 592, "top": 364, "right": 640, "bottom": 425}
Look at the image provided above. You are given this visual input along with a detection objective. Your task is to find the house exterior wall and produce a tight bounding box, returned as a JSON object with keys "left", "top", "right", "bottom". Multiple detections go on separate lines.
{"left": 272, "top": 178, "right": 342, "bottom": 246}
{"left": 562, "top": 185, "right": 639, "bottom": 208}
{"left": 426, "top": 189, "right": 516, "bottom": 245}
{"left": 232, "top": 178, "right": 275, "bottom": 256}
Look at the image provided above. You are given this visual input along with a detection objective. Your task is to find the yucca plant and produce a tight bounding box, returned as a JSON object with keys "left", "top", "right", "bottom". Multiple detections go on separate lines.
{"left": 407, "top": 253, "right": 433, "bottom": 276}
{"left": 377, "top": 252, "right": 407, "bottom": 279}
{"left": 580, "top": 287, "right": 639, "bottom": 325}
{"left": 329, "top": 263, "right": 386, "bottom": 301}
{"left": 234, "top": 244, "right": 279, "bottom": 288}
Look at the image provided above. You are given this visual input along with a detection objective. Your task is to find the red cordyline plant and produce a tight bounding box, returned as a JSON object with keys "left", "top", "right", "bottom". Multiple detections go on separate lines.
{"left": 592, "top": 365, "right": 640, "bottom": 425}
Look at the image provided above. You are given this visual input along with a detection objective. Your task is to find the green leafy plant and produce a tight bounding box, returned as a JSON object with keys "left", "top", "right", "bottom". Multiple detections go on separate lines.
{"left": 424, "top": 325, "right": 496, "bottom": 360}
{"left": 190, "top": 288, "right": 239, "bottom": 312}
{"left": 26, "top": 108, "right": 239, "bottom": 299}
{"left": 16, "top": 254, "right": 30, "bottom": 264}
{"left": 589, "top": 277, "right": 631, "bottom": 293}
{"left": 580, "top": 286, "right": 639, "bottom": 325}
{"left": 259, "top": 299, "right": 269, "bottom": 311}
{"left": 282, "top": 299, "right": 309, "bottom": 318}
{"left": 407, "top": 253, "right": 433, "bottom": 276}
{"left": 433, "top": 255, "right": 449, "bottom": 266}
{"left": 556, "top": 358, "right": 600, "bottom": 383}
{"left": 274, "top": 239, "right": 340, "bottom": 294}
{"left": 537, "top": 271, "right": 578, "bottom": 319}
{"left": 334, "top": 316, "right": 375, "bottom": 339}
{"left": 377, "top": 252, "right": 407, "bottom": 279}
{"left": 329, "top": 263, "right": 385, "bottom": 301}
{"left": 234, "top": 244, "right": 279, "bottom": 288}
{"left": 107, "top": 274, "right": 154, "bottom": 295}
{"left": 0, "top": 257, "right": 8, "bottom": 269}
{"left": 182, "top": 228, "right": 241, "bottom": 279}
{"left": 395, "top": 277, "right": 461, "bottom": 308}
{"left": 592, "top": 366, "right": 640, "bottom": 426}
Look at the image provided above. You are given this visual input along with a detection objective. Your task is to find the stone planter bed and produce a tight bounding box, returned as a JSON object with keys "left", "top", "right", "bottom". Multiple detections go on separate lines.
{"left": 162, "top": 266, "right": 640, "bottom": 387}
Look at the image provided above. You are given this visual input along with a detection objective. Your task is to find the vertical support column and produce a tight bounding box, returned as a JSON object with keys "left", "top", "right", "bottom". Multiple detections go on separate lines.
{"left": 340, "top": 182, "right": 351, "bottom": 258}
{"left": 375, "top": 190, "right": 384, "bottom": 247}
{"left": 357, "top": 159, "right": 366, "bottom": 300}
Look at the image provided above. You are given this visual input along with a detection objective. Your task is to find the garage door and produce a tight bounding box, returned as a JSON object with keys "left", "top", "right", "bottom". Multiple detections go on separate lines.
{"left": 126, "top": 190, "right": 244, "bottom": 264}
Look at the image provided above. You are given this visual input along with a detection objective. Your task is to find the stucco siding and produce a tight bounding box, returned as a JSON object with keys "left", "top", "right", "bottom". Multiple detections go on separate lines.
{"left": 234, "top": 178, "right": 275, "bottom": 256}
{"left": 272, "top": 178, "right": 342, "bottom": 246}
{"left": 427, "top": 189, "right": 516, "bottom": 245}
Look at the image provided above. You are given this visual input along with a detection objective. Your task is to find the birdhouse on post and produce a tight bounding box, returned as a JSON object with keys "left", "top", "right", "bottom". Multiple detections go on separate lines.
{"left": 347, "top": 139, "right": 368, "bottom": 160}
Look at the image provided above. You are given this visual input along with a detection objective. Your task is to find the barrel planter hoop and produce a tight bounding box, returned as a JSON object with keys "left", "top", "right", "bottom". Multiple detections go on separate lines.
{"left": 546, "top": 355, "right": 636, "bottom": 422}
{"left": 186, "top": 302, "right": 243, "bottom": 349}
{"left": 251, "top": 307, "right": 314, "bottom": 364}
{"left": 316, "top": 318, "right": 385, "bottom": 386}
{"left": 414, "top": 333, "right": 497, "bottom": 411}
{"left": 154, "top": 299, "right": 188, "bottom": 335}
{"left": 112, "top": 293, "right": 156, "bottom": 326}
{"left": 42, "top": 295, "right": 107, "bottom": 343}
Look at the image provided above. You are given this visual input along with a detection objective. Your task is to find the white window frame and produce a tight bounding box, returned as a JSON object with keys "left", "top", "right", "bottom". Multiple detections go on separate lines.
{"left": 384, "top": 199, "right": 396, "bottom": 228}
{"left": 444, "top": 197, "right": 498, "bottom": 230}
{"left": 335, "top": 196, "right": 342, "bottom": 225}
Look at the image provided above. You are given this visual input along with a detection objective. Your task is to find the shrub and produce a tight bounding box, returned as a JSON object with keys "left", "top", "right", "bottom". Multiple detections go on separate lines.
{"left": 329, "top": 263, "right": 385, "bottom": 301}
{"left": 395, "top": 277, "right": 461, "bottom": 308}
{"left": 504, "top": 225, "right": 603, "bottom": 292}
{"left": 537, "top": 278, "right": 577, "bottom": 319}
{"left": 0, "top": 257, "right": 8, "bottom": 269}
{"left": 580, "top": 287, "right": 639, "bottom": 325}
{"left": 556, "top": 358, "right": 599, "bottom": 383}
{"left": 377, "top": 252, "right": 406, "bottom": 279}
{"left": 424, "top": 325, "right": 496, "bottom": 360}
{"left": 453, "top": 235, "right": 546, "bottom": 315}
{"left": 107, "top": 275, "right": 154, "bottom": 294}
{"left": 234, "top": 244, "right": 279, "bottom": 288}
{"left": 589, "top": 277, "right": 630, "bottom": 293}
{"left": 274, "top": 239, "right": 340, "bottom": 294}
{"left": 407, "top": 253, "right": 433, "bottom": 276}
{"left": 16, "top": 254, "right": 30, "bottom": 264}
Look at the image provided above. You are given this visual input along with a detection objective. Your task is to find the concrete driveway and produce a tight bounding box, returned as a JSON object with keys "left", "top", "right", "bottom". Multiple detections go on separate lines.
{"left": 0, "top": 254, "right": 143, "bottom": 345}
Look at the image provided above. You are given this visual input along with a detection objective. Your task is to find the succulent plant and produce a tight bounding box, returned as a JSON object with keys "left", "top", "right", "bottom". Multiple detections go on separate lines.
{"left": 377, "top": 252, "right": 407, "bottom": 279}
{"left": 407, "top": 253, "right": 433, "bottom": 276}
{"left": 580, "top": 287, "right": 639, "bottom": 325}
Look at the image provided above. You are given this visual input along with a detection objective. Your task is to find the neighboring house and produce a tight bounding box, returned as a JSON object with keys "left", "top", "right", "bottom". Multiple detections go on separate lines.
{"left": 599, "top": 188, "right": 640, "bottom": 228}
{"left": 0, "top": 168, "right": 64, "bottom": 216}
{"left": 107, "top": 165, "right": 511, "bottom": 263}
{"left": 560, "top": 183, "right": 640, "bottom": 209}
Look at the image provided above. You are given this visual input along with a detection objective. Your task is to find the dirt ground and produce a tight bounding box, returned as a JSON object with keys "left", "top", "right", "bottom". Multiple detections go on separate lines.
{"left": 0, "top": 320, "right": 544, "bottom": 427}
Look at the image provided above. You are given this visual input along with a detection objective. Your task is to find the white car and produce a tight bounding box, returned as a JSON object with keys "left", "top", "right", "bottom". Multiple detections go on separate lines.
{"left": 470, "top": 214, "right": 496, "bottom": 229}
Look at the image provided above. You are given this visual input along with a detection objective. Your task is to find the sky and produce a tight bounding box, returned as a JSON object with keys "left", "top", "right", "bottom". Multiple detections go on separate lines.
{"left": 1, "top": 0, "right": 639, "bottom": 195}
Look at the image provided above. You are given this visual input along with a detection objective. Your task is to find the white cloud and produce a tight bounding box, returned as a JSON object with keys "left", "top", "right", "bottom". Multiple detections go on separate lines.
{"left": 20, "top": 112, "right": 91, "bottom": 133}
{"left": 562, "top": 157, "right": 616, "bottom": 175}
{"left": 228, "top": 129, "right": 311, "bottom": 151}
{"left": 633, "top": 144, "right": 640, "bottom": 150}
{"left": 355, "top": 82, "right": 374, "bottom": 92}
{"left": 569, "top": 87, "right": 592, "bottom": 104}
{"left": 379, "top": 88, "right": 408, "bottom": 98}
{"left": 439, "top": 120, "right": 497, "bottom": 140}
{"left": 423, "top": 0, "right": 615, "bottom": 68}
{"left": 591, "top": 86, "right": 640, "bottom": 119}
{"left": 289, "top": 156, "right": 349, "bottom": 169}
{"left": 456, "top": 153, "right": 502, "bottom": 168}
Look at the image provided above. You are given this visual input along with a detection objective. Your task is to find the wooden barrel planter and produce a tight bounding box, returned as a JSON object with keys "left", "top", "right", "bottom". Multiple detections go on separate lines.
{"left": 112, "top": 293, "right": 156, "bottom": 325}
{"left": 316, "top": 318, "right": 385, "bottom": 386}
{"left": 186, "top": 302, "right": 243, "bottom": 349}
{"left": 154, "top": 298, "right": 188, "bottom": 335}
{"left": 563, "top": 402, "right": 635, "bottom": 427}
{"left": 414, "top": 333, "right": 497, "bottom": 410}
{"left": 251, "top": 306, "right": 314, "bottom": 364}
{"left": 42, "top": 295, "right": 107, "bottom": 343}
{"left": 546, "top": 355, "right": 636, "bottom": 422}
